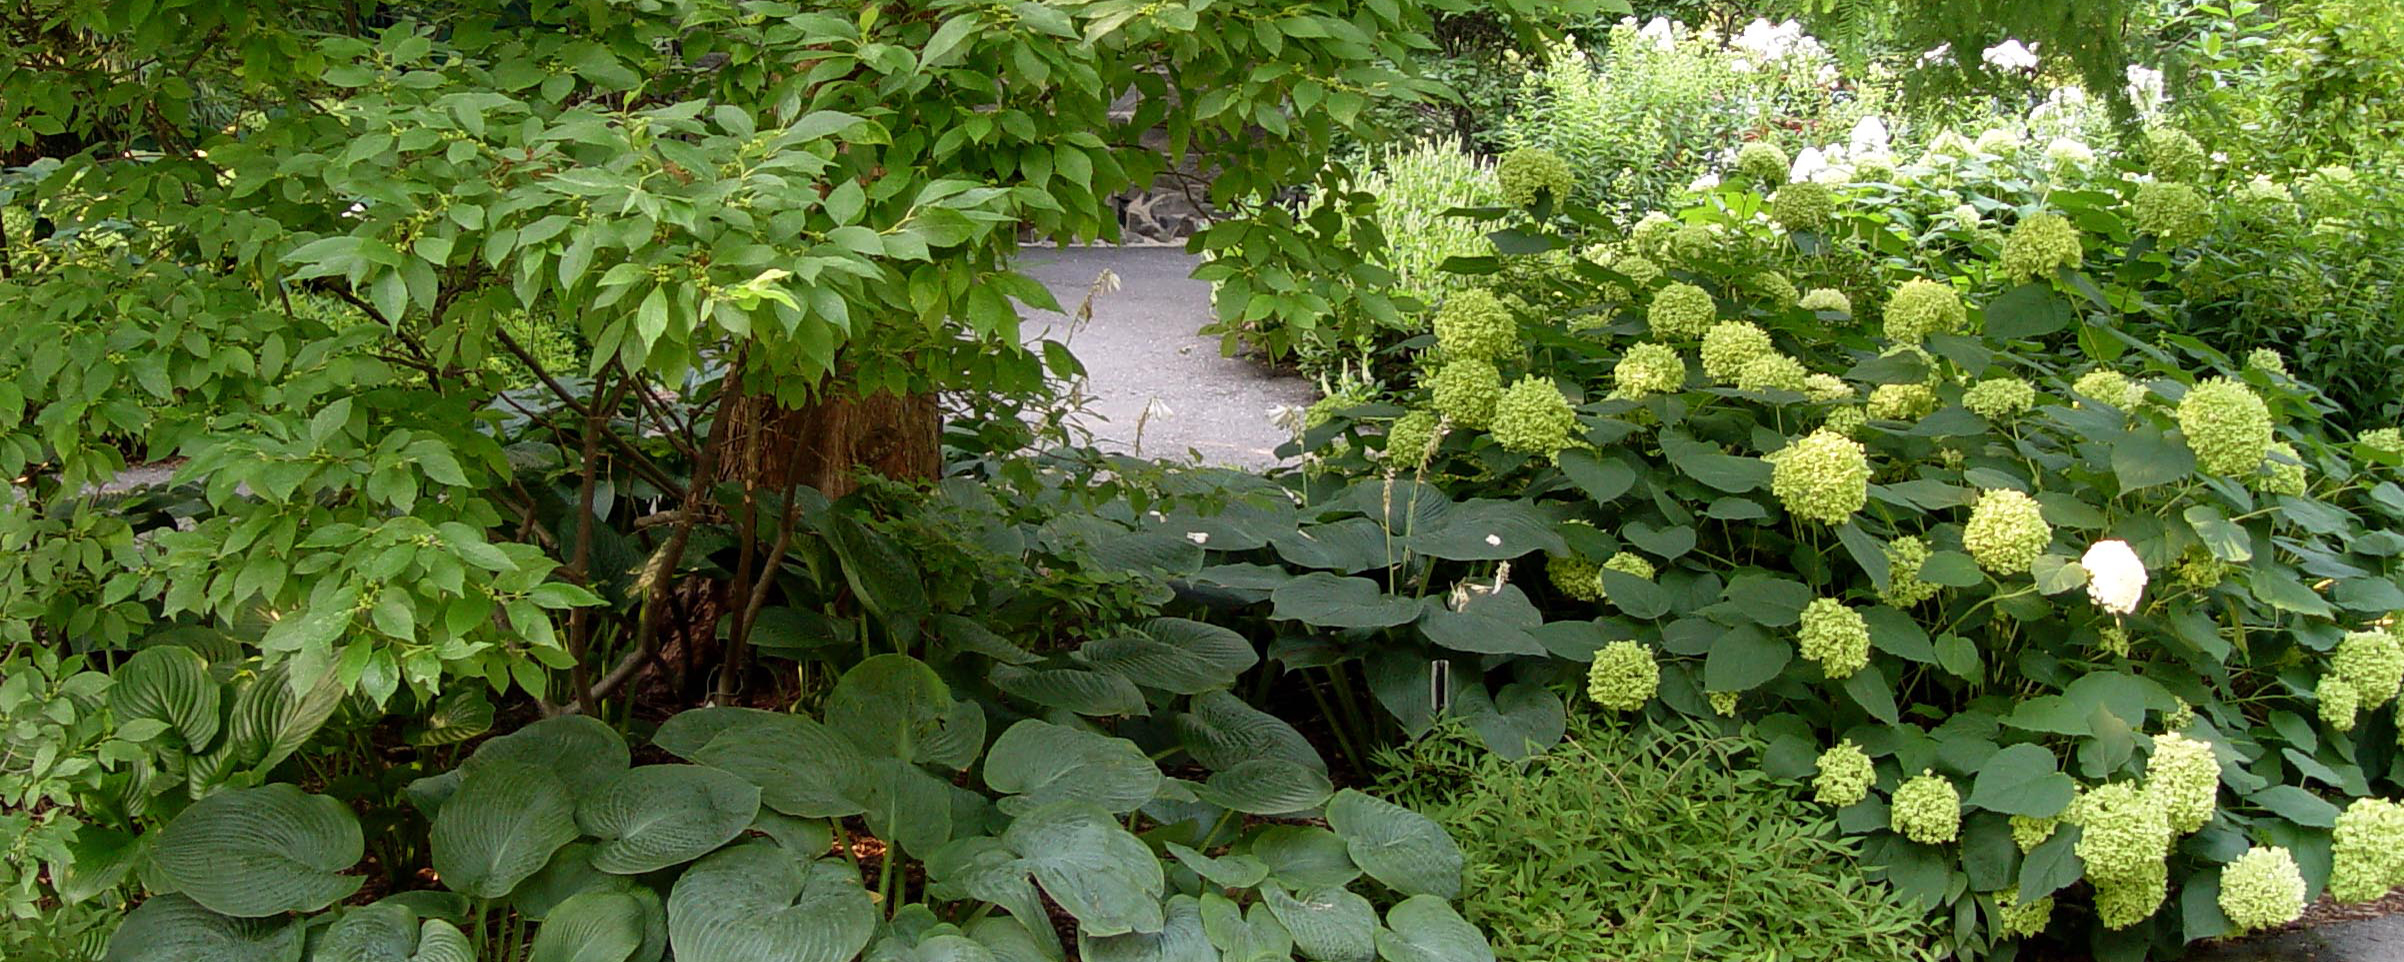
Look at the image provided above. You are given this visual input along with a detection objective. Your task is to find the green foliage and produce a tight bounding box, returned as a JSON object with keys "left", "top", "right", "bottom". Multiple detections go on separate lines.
{"left": 1375, "top": 716, "right": 1940, "bottom": 962}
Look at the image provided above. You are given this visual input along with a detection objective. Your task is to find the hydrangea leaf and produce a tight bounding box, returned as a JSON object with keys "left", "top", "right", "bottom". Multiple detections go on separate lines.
{"left": 1966, "top": 744, "right": 2076, "bottom": 816}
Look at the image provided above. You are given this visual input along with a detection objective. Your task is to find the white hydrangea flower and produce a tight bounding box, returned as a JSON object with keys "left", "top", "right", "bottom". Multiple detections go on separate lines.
{"left": 1850, "top": 116, "right": 1890, "bottom": 154}
{"left": 1982, "top": 39, "right": 2040, "bottom": 71}
{"left": 2082, "top": 539, "right": 2148, "bottom": 615}
{"left": 2045, "top": 138, "right": 2095, "bottom": 167}
{"left": 2126, "top": 65, "right": 2167, "bottom": 116}
{"left": 1638, "top": 16, "right": 1677, "bottom": 50}
{"left": 1790, "top": 146, "right": 1830, "bottom": 183}
{"left": 1689, "top": 171, "right": 1722, "bottom": 193}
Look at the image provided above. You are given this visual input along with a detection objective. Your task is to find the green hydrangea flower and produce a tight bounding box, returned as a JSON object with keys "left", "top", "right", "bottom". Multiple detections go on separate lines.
{"left": 2145, "top": 732, "right": 2220, "bottom": 834}
{"left": 2073, "top": 369, "right": 2146, "bottom": 410}
{"left": 1853, "top": 154, "right": 1897, "bottom": 183}
{"left": 1753, "top": 271, "right": 1799, "bottom": 308}
{"left": 2256, "top": 441, "right": 2307, "bottom": 497}
{"left": 2074, "top": 781, "right": 2173, "bottom": 886}
{"left": 2176, "top": 549, "right": 2232, "bottom": 590}
{"left": 1802, "top": 373, "right": 1852, "bottom": 403}
{"left": 1629, "top": 212, "right": 1676, "bottom": 251}
{"left": 1611, "top": 343, "right": 1687, "bottom": 399}
{"left": 2000, "top": 212, "right": 2083, "bottom": 281}
{"left": 1700, "top": 321, "right": 1775, "bottom": 382}
{"left": 1891, "top": 770, "right": 1961, "bottom": 844}
{"left": 1383, "top": 409, "right": 1444, "bottom": 468}
{"left": 1798, "top": 288, "right": 1852, "bottom": 315}
{"left": 2133, "top": 181, "right": 2213, "bottom": 247}
{"left": 2097, "top": 624, "right": 2131, "bottom": 657}
{"left": 1736, "top": 141, "right": 1791, "bottom": 183}
{"left": 1996, "top": 887, "right": 2053, "bottom": 940}
{"left": 1813, "top": 740, "right": 1874, "bottom": 808}
{"left": 2167, "top": 698, "right": 2197, "bottom": 731}
{"left": 1603, "top": 550, "right": 1656, "bottom": 582}
{"left": 2330, "top": 797, "right": 2404, "bottom": 903}
{"left": 2360, "top": 428, "right": 2404, "bottom": 454}
{"left": 1963, "top": 488, "right": 2051, "bottom": 575}
{"left": 1767, "top": 429, "right": 1871, "bottom": 525}
{"left": 1963, "top": 377, "right": 2037, "bottom": 420}
{"left": 1427, "top": 360, "right": 1502, "bottom": 429}
{"left": 1663, "top": 224, "right": 1716, "bottom": 262}
{"left": 1880, "top": 535, "right": 1940, "bottom": 607}
{"left": 1708, "top": 690, "right": 1739, "bottom": 716}
{"left": 2305, "top": 164, "right": 2362, "bottom": 209}
{"left": 1496, "top": 147, "right": 1573, "bottom": 208}
{"left": 2247, "top": 348, "right": 2288, "bottom": 376}
{"left": 2178, "top": 377, "right": 2274, "bottom": 477}
{"left": 2010, "top": 814, "right": 2059, "bottom": 853}
{"left": 1612, "top": 254, "right": 1663, "bottom": 288}
{"left": 2094, "top": 859, "right": 2169, "bottom": 930}
{"left": 2234, "top": 177, "right": 2300, "bottom": 227}
{"left": 1648, "top": 283, "right": 1718, "bottom": 340}
{"left": 2338, "top": 629, "right": 2404, "bottom": 708}
{"left": 2144, "top": 127, "right": 2207, "bottom": 182}
{"left": 1867, "top": 383, "right": 1940, "bottom": 421}
{"left": 1736, "top": 353, "right": 1810, "bottom": 394}
{"left": 1882, "top": 278, "right": 1967, "bottom": 343}
{"left": 1771, "top": 182, "right": 1835, "bottom": 231}
{"left": 1491, "top": 376, "right": 1578, "bottom": 458}
{"left": 1433, "top": 288, "right": 1517, "bottom": 361}
{"left": 1797, "top": 597, "right": 1871, "bottom": 679}
{"left": 1548, "top": 554, "right": 1604, "bottom": 602}
{"left": 1823, "top": 405, "right": 1867, "bottom": 437}
{"left": 1585, "top": 640, "right": 1659, "bottom": 711}
{"left": 2220, "top": 845, "right": 2307, "bottom": 933}
{"left": 2322, "top": 675, "right": 2362, "bottom": 732}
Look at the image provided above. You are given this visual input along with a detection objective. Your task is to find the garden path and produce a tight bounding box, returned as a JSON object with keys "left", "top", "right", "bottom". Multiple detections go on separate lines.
{"left": 2185, "top": 912, "right": 2404, "bottom": 961}
{"left": 1015, "top": 245, "right": 1312, "bottom": 470}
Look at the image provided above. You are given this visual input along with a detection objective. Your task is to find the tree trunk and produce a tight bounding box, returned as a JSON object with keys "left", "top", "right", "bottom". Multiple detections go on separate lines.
{"left": 718, "top": 383, "right": 941, "bottom": 499}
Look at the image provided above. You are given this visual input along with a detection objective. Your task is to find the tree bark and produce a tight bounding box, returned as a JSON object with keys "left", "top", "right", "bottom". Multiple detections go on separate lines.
{"left": 719, "top": 382, "right": 941, "bottom": 499}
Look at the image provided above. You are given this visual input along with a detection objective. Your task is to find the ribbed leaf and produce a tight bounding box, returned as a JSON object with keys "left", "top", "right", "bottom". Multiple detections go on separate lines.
{"left": 511, "top": 843, "right": 625, "bottom": 921}
{"left": 318, "top": 904, "right": 417, "bottom": 962}
{"left": 654, "top": 708, "right": 866, "bottom": 818}
{"left": 984, "top": 719, "right": 1163, "bottom": 813}
{"left": 857, "top": 756, "right": 955, "bottom": 853}
{"left": 1248, "top": 826, "right": 1360, "bottom": 890}
{"left": 1080, "top": 894, "right": 1213, "bottom": 962}
{"left": 227, "top": 662, "right": 345, "bottom": 772}
{"left": 101, "top": 895, "right": 300, "bottom": 962}
{"left": 153, "top": 784, "right": 363, "bottom": 917}
{"left": 111, "top": 645, "right": 220, "bottom": 750}
{"left": 915, "top": 697, "right": 988, "bottom": 771}
{"left": 1174, "top": 691, "right": 1324, "bottom": 774}
{"left": 1164, "top": 842, "right": 1271, "bottom": 889}
{"left": 432, "top": 760, "right": 579, "bottom": 899}
{"left": 1374, "top": 897, "right": 1492, "bottom": 962}
{"left": 463, "top": 715, "right": 629, "bottom": 796}
{"left": 530, "top": 890, "right": 647, "bottom": 962}
{"left": 1323, "top": 790, "right": 1463, "bottom": 899}
{"left": 1200, "top": 894, "right": 1292, "bottom": 962}
{"left": 989, "top": 664, "right": 1146, "bottom": 716}
{"left": 577, "top": 765, "right": 760, "bottom": 874}
{"left": 667, "top": 843, "right": 877, "bottom": 962}
{"left": 411, "top": 920, "right": 476, "bottom": 962}
{"left": 1002, "top": 802, "right": 1164, "bottom": 937}
{"left": 825, "top": 654, "right": 952, "bottom": 759}
{"left": 1260, "top": 884, "right": 1375, "bottom": 962}
{"left": 406, "top": 687, "right": 495, "bottom": 748}
{"left": 1196, "top": 759, "right": 1333, "bottom": 815}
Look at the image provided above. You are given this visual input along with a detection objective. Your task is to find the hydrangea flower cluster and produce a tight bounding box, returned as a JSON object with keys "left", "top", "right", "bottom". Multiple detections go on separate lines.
{"left": 2097, "top": 624, "right": 2131, "bottom": 657}
{"left": 1797, "top": 598, "right": 1870, "bottom": 678}
{"left": 1585, "top": 641, "right": 1659, "bottom": 711}
{"left": 2257, "top": 442, "right": 2306, "bottom": 497}
{"left": 2330, "top": 797, "right": 2404, "bottom": 903}
{"left": 2000, "top": 212, "right": 2083, "bottom": 281}
{"left": 1995, "top": 888, "right": 2053, "bottom": 939}
{"left": 1823, "top": 405, "right": 1868, "bottom": 437}
{"left": 1701, "top": 321, "right": 1774, "bottom": 382}
{"left": 1879, "top": 535, "right": 1940, "bottom": 607}
{"left": 1963, "top": 489, "right": 2051, "bottom": 575}
{"left": 1433, "top": 288, "right": 1517, "bottom": 361}
{"left": 2219, "top": 846, "right": 2307, "bottom": 933}
{"left": 1383, "top": 410, "right": 1443, "bottom": 468}
{"left": 2247, "top": 348, "right": 2288, "bottom": 376}
{"left": 1813, "top": 740, "right": 1873, "bottom": 808}
{"left": 1867, "top": 383, "right": 1939, "bottom": 421}
{"left": 2081, "top": 538, "right": 2147, "bottom": 615}
{"left": 1491, "top": 376, "right": 1577, "bottom": 458}
{"left": 2176, "top": 550, "right": 2232, "bottom": 590}
{"left": 2074, "top": 781, "right": 2173, "bottom": 889}
{"left": 1602, "top": 550, "right": 1656, "bottom": 585}
{"left": 2144, "top": 127, "right": 2207, "bottom": 182}
{"left": 2073, "top": 369, "right": 2145, "bottom": 410}
{"left": 1611, "top": 343, "right": 1687, "bottom": 399}
{"left": 1613, "top": 254, "right": 1663, "bottom": 288}
{"left": 2362, "top": 428, "right": 2404, "bottom": 454}
{"left": 1881, "top": 278, "right": 1967, "bottom": 342}
{"left": 2177, "top": 378, "right": 2274, "bottom": 477}
{"left": 1708, "top": 690, "right": 1739, "bottom": 716}
{"left": 1496, "top": 147, "right": 1573, "bottom": 208}
{"left": 2305, "top": 164, "right": 2361, "bottom": 208}
{"left": 2133, "top": 181, "right": 2213, "bottom": 247}
{"left": 1648, "top": 283, "right": 1719, "bottom": 339}
{"left": 1963, "top": 377, "right": 2036, "bottom": 420}
{"left": 2335, "top": 630, "right": 2404, "bottom": 706}
{"left": 1798, "top": 288, "right": 1852, "bottom": 315}
{"left": 1428, "top": 360, "right": 1502, "bottom": 429}
{"left": 2009, "top": 815, "right": 2058, "bottom": 853}
{"left": 1753, "top": 271, "right": 1799, "bottom": 308}
{"left": 1767, "top": 429, "right": 1870, "bottom": 524}
{"left": 1891, "top": 771, "right": 1961, "bottom": 844}
{"left": 1801, "top": 373, "right": 1851, "bottom": 403}
{"left": 1735, "top": 353, "right": 1809, "bottom": 393}
{"left": 1736, "top": 141, "right": 1791, "bottom": 182}
{"left": 2095, "top": 861, "right": 2169, "bottom": 930}
{"left": 1663, "top": 224, "right": 1716, "bottom": 262}
{"left": 2321, "top": 674, "right": 2362, "bottom": 732}
{"left": 1771, "top": 182, "right": 1835, "bottom": 231}
{"left": 2144, "top": 732, "right": 2219, "bottom": 834}
{"left": 1548, "top": 554, "right": 1603, "bottom": 602}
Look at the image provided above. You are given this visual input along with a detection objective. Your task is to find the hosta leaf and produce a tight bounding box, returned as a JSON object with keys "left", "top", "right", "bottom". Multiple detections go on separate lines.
{"left": 153, "top": 784, "right": 363, "bottom": 917}
{"left": 464, "top": 714, "right": 629, "bottom": 796}
{"left": 990, "top": 664, "right": 1148, "bottom": 716}
{"left": 825, "top": 654, "right": 953, "bottom": 759}
{"left": 1260, "top": 884, "right": 1375, "bottom": 962}
{"left": 1081, "top": 894, "right": 1214, "bottom": 962}
{"left": 1271, "top": 573, "right": 1420, "bottom": 629}
{"left": 1196, "top": 758, "right": 1334, "bottom": 815}
{"left": 1248, "top": 825, "right": 1361, "bottom": 890}
{"left": 984, "top": 719, "right": 1164, "bottom": 813}
{"left": 1077, "top": 635, "right": 1247, "bottom": 694}
{"left": 112, "top": 645, "right": 220, "bottom": 750}
{"left": 510, "top": 843, "right": 626, "bottom": 921}
{"left": 1406, "top": 500, "right": 1562, "bottom": 561}
{"left": 1175, "top": 690, "right": 1325, "bottom": 773}
{"left": 1323, "top": 790, "right": 1463, "bottom": 899}
{"left": 1165, "top": 842, "right": 1272, "bottom": 889}
{"left": 1201, "top": 894, "right": 1293, "bottom": 962}
{"left": 406, "top": 686, "right": 495, "bottom": 748}
{"left": 932, "top": 613, "right": 1041, "bottom": 665}
{"left": 101, "top": 895, "right": 300, "bottom": 962}
{"left": 317, "top": 905, "right": 474, "bottom": 962}
{"left": 530, "top": 891, "right": 648, "bottom": 962}
{"left": 578, "top": 765, "right": 762, "bottom": 874}
{"left": 432, "top": 760, "right": 580, "bottom": 900}
{"left": 668, "top": 843, "right": 878, "bottom": 962}
{"left": 655, "top": 707, "right": 868, "bottom": 817}
{"left": 1374, "top": 897, "right": 1492, "bottom": 962}
{"left": 1003, "top": 801, "right": 1165, "bottom": 937}
{"left": 1270, "top": 518, "right": 1395, "bottom": 573}
{"left": 917, "top": 697, "right": 989, "bottom": 770}
{"left": 858, "top": 756, "right": 956, "bottom": 853}
{"left": 925, "top": 837, "right": 1059, "bottom": 959}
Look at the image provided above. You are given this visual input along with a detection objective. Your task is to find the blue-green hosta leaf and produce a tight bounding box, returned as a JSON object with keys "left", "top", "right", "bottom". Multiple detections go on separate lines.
{"left": 1002, "top": 802, "right": 1166, "bottom": 937}
{"left": 825, "top": 654, "right": 954, "bottom": 759}
{"left": 530, "top": 890, "right": 648, "bottom": 962}
{"left": 578, "top": 765, "right": 762, "bottom": 874}
{"left": 1200, "top": 893, "right": 1293, "bottom": 962}
{"left": 654, "top": 707, "right": 867, "bottom": 818}
{"left": 968, "top": 916, "right": 1062, "bottom": 962}
{"left": 925, "top": 837, "right": 1060, "bottom": 960}
{"left": 1260, "top": 884, "right": 1376, "bottom": 962}
{"left": 1076, "top": 634, "right": 1246, "bottom": 695}
{"left": 1175, "top": 690, "right": 1325, "bottom": 774}
{"left": 984, "top": 719, "right": 1164, "bottom": 813}
{"left": 1247, "top": 825, "right": 1361, "bottom": 890}
{"left": 1374, "top": 897, "right": 1492, "bottom": 962}
{"left": 1323, "top": 790, "right": 1463, "bottom": 899}
{"left": 1081, "top": 895, "right": 1214, "bottom": 962}
{"left": 1164, "top": 842, "right": 1272, "bottom": 890}
{"left": 750, "top": 810, "right": 834, "bottom": 860}
{"left": 101, "top": 895, "right": 300, "bottom": 962}
{"left": 1196, "top": 758, "right": 1334, "bottom": 816}
{"left": 1271, "top": 573, "right": 1420, "bottom": 629}
{"left": 669, "top": 845, "right": 875, "bottom": 962}
{"left": 1271, "top": 518, "right": 1399, "bottom": 573}
{"left": 858, "top": 756, "right": 957, "bottom": 853}
{"left": 111, "top": 645, "right": 220, "bottom": 751}
{"left": 153, "top": 784, "right": 363, "bottom": 917}
{"left": 989, "top": 664, "right": 1148, "bottom": 717}
{"left": 464, "top": 714, "right": 630, "bottom": 796}
{"left": 917, "top": 697, "right": 988, "bottom": 771}
{"left": 406, "top": 686, "right": 495, "bottom": 748}
{"left": 1415, "top": 586, "right": 1546, "bottom": 656}
{"left": 510, "top": 843, "right": 631, "bottom": 922}
{"left": 876, "top": 931, "right": 1004, "bottom": 962}
{"left": 318, "top": 904, "right": 476, "bottom": 962}
{"left": 432, "top": 760, "right": 580, "bottom": 900}
{"left": 1406, "top": 500, "right": 1563, "bottom": 561}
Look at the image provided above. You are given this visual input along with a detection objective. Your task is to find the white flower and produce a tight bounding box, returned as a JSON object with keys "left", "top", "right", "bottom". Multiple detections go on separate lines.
{"left": 1850, "top": 117, "right": 1890, "bottom": 154}
{"left": 1983, "top": 39, "right": 2040, "bottom": 71}
{"left": 1689, "top": 171, "right": 1722, "bottom": 192}
{"left": 2045, "top": 137, "right": 2095, "bottom": 167}
{"left": 2125, "top": 65, "right": 2167, "bottom": 115}
{"left": 1790, "top": 146, "right": 1830, "bottom": 183}
{"left": 2082, "top": 539, "right": 2148, "bottom": 615}
{"left": 1186, "top": 532, "right": 1210, "bottom": 545}
{"left": 1921, "top": 43, "right": 1952, "bottom": 65}
{"left": 1484, "top": 534, "right": 1503, "bottom": 547}
{"left": 1638, "top": 16, "right": 1677, "bottom": 50}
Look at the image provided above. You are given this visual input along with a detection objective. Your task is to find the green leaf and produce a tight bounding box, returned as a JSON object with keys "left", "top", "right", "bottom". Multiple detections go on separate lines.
{"left": 1081, "top": 895, "right": 1213, "bottom": 962}
{"left": 319, "top": 904, "right": 473, "bottom": 962}
{"left": 464, "top": 714, "right": 630, "bottom": 796}
{"left": 1966, "top": 744, "right": 2075, "bottom": 816}
{"left": 1260, "top": 884, "right": 1376, "bottom": 962}
{"left": 1406, "top": 500, "right": 1565, "bottom": 561}
{"left": 432, "top": 760, "right": 580, "bottom": 900}
{"left": 1165, "top": 842, "right": 1272, "bottom": 890}
{"left": 1249, "top": 825, "right": 1361, "bottom": 890}
{"left": 1917, "top": 551, "right": 1984, "bottom": 587}
{"left": 668, "top": 844, "right": 878, "bottom": 962}
{"left": 1557, "top": 449, "right": 1636, "bottom": 503}
{"left": 1703, "top": 623, "right": 1790, "bottom": 693}
{"left": 229, "top": 663, "right": 346, "bottom": 772}
{"left": 101, "top": 895, "right": 299, "bottom": 962}
{"left": 1375, "top": 896, "right": 1493, "bottom": 962}
{"left": 1175, "top": 690, "right": 1325, "bottom": 774}
{"left": 2016, "top": 826, "right": 2084, "bottom": 901}
{"left": 655, "top": 707, "right": 867, "bottom": 818}
{"left": 825, "top": 654, "right": 953, "bottom": 759}
{"left": 1196, "top": 758, "right": 1335, "bottom": 815}
{"left": 1863, "top": 607, "right": 1936, "bottom": 663}
{"left": 1983, "top": 283, "right": 2074, "bottom": 339}
{"left": 578, "top": 765, "right": 762, "bottom": 874}
{"left": 1324, "top": 791, "right": 1462, "bottom": 899}
{"left": 2249, "top": 785, "right": 2340, "bottom": 828}
{"left": 2112, "top": 430, "right": 2193, "bottom": 491}
{"left": 984, "top": 719, "right": 1164, "bottom": 813}
{"left": 153, "top": 785, "right": 363, "bottom": 917}
{"left": 1416, "top": 587, "right": 1548, "bottom": 656}
{"left": 1271, "top": 573, "right": 1421, "bottom": 629}
{"left": 111, "top": 645, "right": 221, "bottom": 750}
{"left": 530, "top": 891, "right": 647, "bottom": 962}
{"left": 1003, "top": 802, "right": 1166, "bottom": 937}
{"left": 1841, "top": 667, "right": 1898, "bottom": 723}
{"left": 989, "top": 664, "right": 1148, "bottom": 717}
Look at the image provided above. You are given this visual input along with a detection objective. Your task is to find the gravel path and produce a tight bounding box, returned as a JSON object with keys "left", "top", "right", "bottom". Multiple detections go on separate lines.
{"left": 2184, "top": 909, "right": 2404, "bottom": 961}
{"left": 1014, "top": 245, "right": 1314, "bottom": 470}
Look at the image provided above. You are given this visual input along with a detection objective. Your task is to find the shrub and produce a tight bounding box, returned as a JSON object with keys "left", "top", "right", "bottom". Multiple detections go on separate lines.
{"left": 1375, "top": 717, "right": 1941, "bottom": 962}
